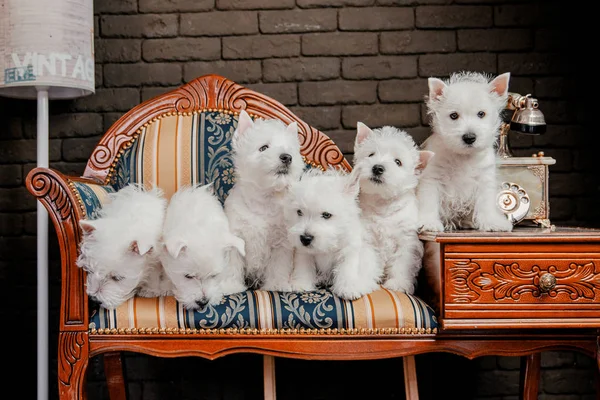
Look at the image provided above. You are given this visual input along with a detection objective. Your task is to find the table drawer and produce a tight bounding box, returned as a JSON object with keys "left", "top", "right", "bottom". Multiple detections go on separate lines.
{"left": 440, "top": 244, "right": 600, "bottom": 329}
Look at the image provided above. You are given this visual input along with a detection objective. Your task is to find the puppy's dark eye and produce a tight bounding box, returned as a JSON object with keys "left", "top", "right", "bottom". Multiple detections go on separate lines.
{"left": 259, "top": 145, "right": 269, "bottom": 152}
{"left": 477, "top": 111, "right": 486, "bottom": 118}
{"left": 449, "top": 112, "right": 459, "bottom": 120}
{"left": 368, "top": 153, "right": 375, "bottom": 157}
{"left": 395, "top": 159, "right": 402, "bottom": 166}
{"left": 185, "top": 274, "right": 195, "bottom": 280}
{"left": 297, "top": 209, "right": 303, "bottom": 216}
{"left": 110, "top": 275, "right": 124, "bottom": 282}
{"left": 322, "top": 212, "right": 332, "bottom": 219}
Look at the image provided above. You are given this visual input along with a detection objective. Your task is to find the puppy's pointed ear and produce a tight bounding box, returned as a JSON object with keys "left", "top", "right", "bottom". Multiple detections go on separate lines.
{"left": 416, "top": 151, "right": 435, "bottom": 175}
{"left": 286, "top": 121, "right": 298, "bottom": 137}
{"left": 225, "top": 233, "right": 245, "bottom": 257}
{"left": 79, "top": 220, "right": 97, "bottom": 235}
{"left": 355, "top": 122, "right": 373, "bottom": 147}
{"left": 428, "top": 77, "right": 447, "bottom": 100}
{"left": 130, "top": 240, "right": 153, "bottom": 256}
{"left": 489, "top": 72, "right": 510, "bottom": 97}
{"left": 165, "top": 240, "right": 186, "bottom": 259}
{"left": 235, "top": 110, "right": 254, "bottom": 139}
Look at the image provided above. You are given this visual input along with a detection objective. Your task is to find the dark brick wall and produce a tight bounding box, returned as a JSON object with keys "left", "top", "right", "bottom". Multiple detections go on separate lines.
{"left": 1, "top": 0, "right": 598, "bottom": 399}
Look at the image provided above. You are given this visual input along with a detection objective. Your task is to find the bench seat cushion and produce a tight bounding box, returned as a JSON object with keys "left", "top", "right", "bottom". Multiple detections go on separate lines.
{"left": 89, "top": 289, "right": 438, "bottom": 334}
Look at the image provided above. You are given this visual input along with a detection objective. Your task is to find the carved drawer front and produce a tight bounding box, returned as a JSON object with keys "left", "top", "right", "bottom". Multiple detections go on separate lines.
{"left": 441, "top": 246, "right": 600, "bottom": 329}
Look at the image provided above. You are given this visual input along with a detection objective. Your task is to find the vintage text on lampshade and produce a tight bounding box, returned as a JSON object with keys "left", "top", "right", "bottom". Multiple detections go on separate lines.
{"left": 0, "top": 0, "right": 94, "bottom": 99}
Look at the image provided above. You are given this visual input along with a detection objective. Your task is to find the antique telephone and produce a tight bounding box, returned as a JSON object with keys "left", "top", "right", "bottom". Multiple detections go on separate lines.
{"left": 496, "top": 93, "right": 556, "bottom": 228}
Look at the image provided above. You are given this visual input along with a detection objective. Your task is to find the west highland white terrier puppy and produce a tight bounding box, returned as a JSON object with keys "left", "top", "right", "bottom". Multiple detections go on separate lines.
{"left": 159, "top": 184, "right": 246, "bottom": 309}
{"left": 417, "top": 71, "right": 513, "bottom": 232}
{"left": 224, "top": 110, "right": 304, "bottom": 291}
{"left": 77, "top": 184, "right": 169, "bottom": 309}
{"left": 285, "top": 168, "right": 383, "bottom": 300}
{"left": 353, "top": 122, "right": 434, "bottom": 294}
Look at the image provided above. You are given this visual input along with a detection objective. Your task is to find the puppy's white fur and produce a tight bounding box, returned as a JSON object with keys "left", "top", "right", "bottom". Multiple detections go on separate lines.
{"left": 286, "top": 168, "right": 383, "bottom": 300}
{"left": 77, "top": 184, "right": 169, "bottom": 309}
{"left": 418, "top": 71, "right": 513, "bottom": 232}
{"left": 159, "top": 184, "right": 246, "bottom": 310}
{"left": 353, "top": 123, "right": 433, "bottom": 294}
{"left": 224, "top": 110, "right": 304, "bottom": 291}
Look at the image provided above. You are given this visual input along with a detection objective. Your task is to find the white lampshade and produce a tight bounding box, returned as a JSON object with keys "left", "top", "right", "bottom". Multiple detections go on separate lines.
{"left": 0, "top": 0, "right": 95, "bottom": 100}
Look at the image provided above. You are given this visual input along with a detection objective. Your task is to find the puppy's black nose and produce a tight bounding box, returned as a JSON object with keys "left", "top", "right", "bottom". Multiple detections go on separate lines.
{"left": 462, "top": 133, "right": 477, "bottom": 145}
{"left": 300, "top": 234, "right": 314, "bottom": 246}
{"left": 279, "top": 153, "right": 292, "bottom": 165}
{"left": 196, "top": 298, "right": 208, "bottom": 308}
{"left": 372, "top": 164, "right": 385, "bottom": 176}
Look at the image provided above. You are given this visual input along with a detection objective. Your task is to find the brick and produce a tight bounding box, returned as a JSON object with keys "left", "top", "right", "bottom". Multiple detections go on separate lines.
{"left": 537, "top": 101, "right": 568, "bottom": 124}
{"left": 71, "top": 88, "right": 140, "bottom": 112}
{"left": 100, "top": 15, "right": 178, "bottom": 38}
{"left": 0, "top": 236, "right": 37, "bottom": 259}
{"left": 217, "top": 0, "right": 294, "bottom": 9}
{"left": 535, "top": 28, "right": 566, "bottom": 52}
{"left": 417, "top": 6, "right": 493, "bottom": 28}
{"left": 143, "top": 38, "right": 221, "bottom": 61}
{"left": 1, "top": 117, "right": 23, "bottom": 139}
{"left": 0, "top": 165, "right": 22, "bottom": 187}
{"left": 299, "top": 81, "right": 377, "bottom": 106}
{"left": 24, "top": 113, "right": 103, "bottom": 139}
{"left": 380, "top": 31, "right": 456, "bottom": 54}
{"left": 289, "top": 106, "right": 341, "bottom": 131}
{"left": 223, "top": 35, "right": 300, "bottom": 59}
{"left": 342, "top": 104, "right": 421, "bottom": 128}
{"left": 62, "top": 137, "right": 102, "bottom": 162}
{"left": 339, "top": 7, "right": 414, "bottom": 31}
{"left": 496, "top": 356, "right": 520, "bottom": 370}
{"left": 549, "top": 173, "right": 586, "bottom": 196}
{"left": 0, "top": 140, "right": 61, "bottom": 163}
{"left": 104, "top": 63, "right": 182, "bottom": 87}
{"left": 184, "top": 61, "right": 262, "bottom": 84}
{"left": 420, "top": 103, "right": 429, "bottom": 126}
{"left": 342, "top": 56, "right": 417, "bottom": 80}
{"left": 378, "top": 0, "right": 450, "bottom": 4}
{"left": 298, "top": 0, "right": 374, "bottom": 7}
{"left": 263, "top": 58, "right": 339, "bottom": 82}
{"left": 541, "top": 369, "right": 596, "bottom": 394}
{"left": 541, "top": 352, "right": 576, "bottom": 368}
{"left": 498, "top": 53, "right": 566, "bottom": 75}
{"left": 0, "top": 187, "right": 37, "bottom": 211}
{"left": 419, "top": 53, "right": 497, "bottom": 77}
{"left": 302, "top": 32, "right": 378, "bottom": 56}
{"left": 404, "top": 126, "right": 431, "bottom": 146}
{"left": 573, "top": 150, "right": 595, "bottom": 172}
{"left": 46, "top": 162, "right": 88, "bottom": 177}
{"left": 103, "top": 113, "right": 126, "bottom": 131}
{"left": 458, "top": 29, "right": 533, "bottom": 51}
{"left": 534, "top": 77, "right": 567, "bottom": 99}
{"left": 260, "top": 10, "right": 337, "bottom": 34}
{"left": 141, "top": 86, "right": 181, "bottom": 102}
{"left": 507, "top": 77, "right": 534, "bottom": 97}
{"left": 95, "top": 39, "right": 141, "bottom": 63}
{"left": 181, "top": 12, "right": 258, "bottom": 36}
{"left": 139, "top": 0, "right": 214, "bottom": 12}
{"left": 494, "top": 4, "right": 538, "bottom": 27}
{"left": 95, "top": 63, "right": 103, "bottom": 88}
{"left": 0, "top": 213, "right": 23, "bottom": 236}
{"left": 474, "top": 370, "right": 520, "bottom": 396}
{"left": 245, "top": 83, "right": 297, "bottom": 106}
{"left": 546, "top": 197, "right": 574, "bottom": 221}
{"left": 575, "top": 197, "right": 600, "bottom": 221}
{"left": 323, "top": 129, "right": 356, "bottom": 153}
{"left": 94, "top": 0, "right": 137, "bottom": 14}
{"left": 378, "top": 79, "right": 428, "bottom": 103}
{"left": 533, "top": 125, "right": 585, "bottom": 149}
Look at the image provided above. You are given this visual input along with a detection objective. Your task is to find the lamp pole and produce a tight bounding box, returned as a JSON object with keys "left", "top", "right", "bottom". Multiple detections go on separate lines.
{"left": 36, "top": 85, "right": 49, "bottom": 400}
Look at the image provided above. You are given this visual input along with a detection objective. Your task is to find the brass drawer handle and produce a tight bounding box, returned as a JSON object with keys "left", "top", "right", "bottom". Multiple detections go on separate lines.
{"left": 539, "top": 273, "right": 557, "bottom": 292}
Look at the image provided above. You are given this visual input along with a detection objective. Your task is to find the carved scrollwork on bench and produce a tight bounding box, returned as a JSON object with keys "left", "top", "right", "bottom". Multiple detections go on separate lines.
{"left": 448, "top": 260, "right": 600, "bottom": 302}
{"left": 28, "top": 169, "right": 73, "bottom": 221}
{"left": 58, "top": 332, "right": 88, "bottom": 388}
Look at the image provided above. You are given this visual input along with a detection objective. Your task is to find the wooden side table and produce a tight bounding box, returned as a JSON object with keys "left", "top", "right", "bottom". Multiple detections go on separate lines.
{"left": 419, "top": 226, "right": 600, "bottom": 399}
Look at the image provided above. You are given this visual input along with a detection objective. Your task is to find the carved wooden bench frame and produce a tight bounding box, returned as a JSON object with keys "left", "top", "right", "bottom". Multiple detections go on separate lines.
{"left": 26, "top": 74, "right": 600, "bottom": 400}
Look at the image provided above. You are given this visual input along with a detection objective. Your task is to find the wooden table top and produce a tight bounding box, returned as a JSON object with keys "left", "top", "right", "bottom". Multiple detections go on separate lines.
{"left": 419, "top": 225, "right": 600, "bottom": 243}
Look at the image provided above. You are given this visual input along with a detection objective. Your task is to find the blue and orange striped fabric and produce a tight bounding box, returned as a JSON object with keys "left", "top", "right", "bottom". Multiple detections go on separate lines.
{"left": 89, "top": 288, "right": 438, "bottom": 332}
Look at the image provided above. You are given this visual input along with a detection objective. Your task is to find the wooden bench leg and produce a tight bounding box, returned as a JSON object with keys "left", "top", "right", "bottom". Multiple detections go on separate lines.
{"left": 263, "top": 355, "right": 276, "bottom": 400}
{"left": 104, "top": 352, "right": 127, "bottom": 400}
{"left": 403, "top": 356, "right": 419, "bottom": 400}
{"left": 519, "top": 353, "right": 541, "bottom": 400}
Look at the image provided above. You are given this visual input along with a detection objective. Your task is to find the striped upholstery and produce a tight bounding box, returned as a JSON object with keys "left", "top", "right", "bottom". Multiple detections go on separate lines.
{"left": 80, "top": 109, "right": 439, "bottom": 334}
{"left": 90, "top": 288, "right": 438, "bottom": 333}
{"left": 69, "top": 181, "right": 115, "bottom": 219}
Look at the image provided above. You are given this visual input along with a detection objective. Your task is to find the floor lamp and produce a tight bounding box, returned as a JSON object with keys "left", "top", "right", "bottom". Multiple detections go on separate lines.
{"left": 0, "top": 1, "right": 95, "bottom": 399}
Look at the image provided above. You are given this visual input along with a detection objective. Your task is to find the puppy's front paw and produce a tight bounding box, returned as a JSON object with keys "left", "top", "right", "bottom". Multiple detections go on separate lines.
{"left": 476, "top": 215, "right": 513, "bottom": 232}
{"left": 290, "top": 281, "right": 317, "bottom": 293}
{"left": 418, "top": 218, "right": 444, "bottom": 233}
{"left": 221, "top": 281, "right": 248, "bottom": 296}
{"left": 382, "top": 278, "right": 415, "bottom": 295}
{"left": 333, "top": 281, "right": 380, "bottom": 300}
{"left": 261, "top": 280, "right": 293, "bottom": 292}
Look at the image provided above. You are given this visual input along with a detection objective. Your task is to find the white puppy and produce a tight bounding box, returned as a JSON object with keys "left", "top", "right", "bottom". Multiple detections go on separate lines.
{"left": 417, "top": 71, "right": 513, "bottom": 232}
{"left": 159, "top": 184, "right": 246, "bottom": 310}
{"left": 224, "top": 110, "right": 304, "bottom": 291}
{"left": 353, "top": 122, "right": 434, "bottom": 294}
{"left": 286, "top": 168, "right": 383, "bottom": 300}
{"left": 77, "top": 184, "right": 169, "bottom": 309}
